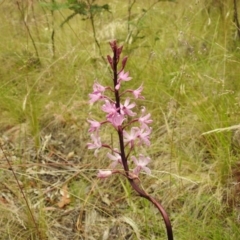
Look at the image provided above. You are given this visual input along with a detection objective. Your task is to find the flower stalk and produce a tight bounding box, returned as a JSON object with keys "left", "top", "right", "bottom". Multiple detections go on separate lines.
{"left": 87, "top": 40, "right": 173, "bottom": 240}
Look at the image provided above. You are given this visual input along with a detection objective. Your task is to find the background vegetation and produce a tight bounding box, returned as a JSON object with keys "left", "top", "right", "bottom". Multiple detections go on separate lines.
{"left": 0, "top": 0, "right": 240, "bottom": 239}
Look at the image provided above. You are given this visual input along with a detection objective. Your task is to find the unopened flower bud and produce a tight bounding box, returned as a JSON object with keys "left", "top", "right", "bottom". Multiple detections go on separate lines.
{"left": 97, "top": 170, "right": 112, "bottom": 178}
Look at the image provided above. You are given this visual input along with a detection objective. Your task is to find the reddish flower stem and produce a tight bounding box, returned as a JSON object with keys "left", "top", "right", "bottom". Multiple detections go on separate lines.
{"left": 111, "top": 42, "right": 130, "bottom": 173}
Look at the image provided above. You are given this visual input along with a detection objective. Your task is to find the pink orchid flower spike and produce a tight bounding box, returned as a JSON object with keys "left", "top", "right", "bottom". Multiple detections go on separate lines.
{"left": 87, "top": 40, "right": 173, "bottom": 240}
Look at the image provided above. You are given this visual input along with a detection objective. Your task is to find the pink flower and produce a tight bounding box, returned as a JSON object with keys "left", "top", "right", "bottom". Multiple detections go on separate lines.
{"left": 107, "top": 113, "right": 125, "bottom": 128}
{"left": 137, "top": 127, "right": 152, "bottom": 146}
{"left": 87, "top": 119, "right": 101, "bottom": 132}
{"left": 87, "top": 133, "right": 102, "bottom": 156}
{"left": 138, "top": 107, "right": 153, "bottom": 128}
{"left": 132, "top": 84, "right": 145, "bottom": 99}
{"left": 120, "top": 98, "right": 136, "bottom": 116}
{"left": 89, "top": 92, "right": 104, "bottom": 103}
{"left": 102, "top": 100, "right": 118, "bottom": 117}
{"left": 115, "top": 70, "right": 132, "bottom": 90}
{"left": 132, "top": 155, "right": 151, "bottom": 176}
{"left": 89, "top": 81, "right": 107, "bottom": 104}
{"left": 107, "top": 151, "right": 122, "bottom": 168}
{"left": 118, "top": 70, "right": 132, "bottom": 81}
{"left": 123, "top": 127, "right": 139, "bottom": 147}
{"left": 93, "top": 81, "right": 106, "bottom": 93}
{"left": 97, "top": 170, "right": 112, "bottom": 178}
